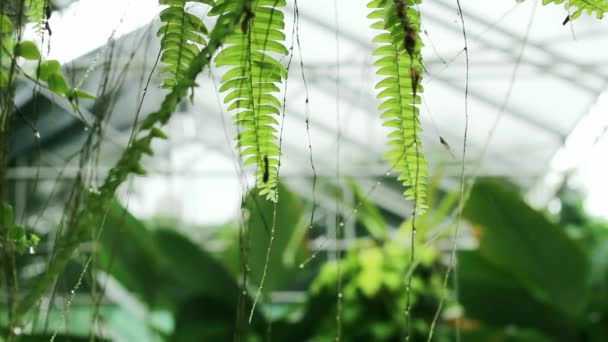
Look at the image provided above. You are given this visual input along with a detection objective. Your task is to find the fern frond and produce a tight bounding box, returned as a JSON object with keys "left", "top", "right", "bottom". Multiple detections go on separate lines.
{"left": 368, "top": 0, "right": 428, "bottom": 213}
{"left": 213, "top": 0, "right": 287, "bottom": 201}
{"left": 158, "top": 0, "right": 212, "bottom": 89}
{"left": 541, "top": 0, "right": 608, "bottom": 20}
{"left": 25, "top": 0, "right": 47, "bottom": 34}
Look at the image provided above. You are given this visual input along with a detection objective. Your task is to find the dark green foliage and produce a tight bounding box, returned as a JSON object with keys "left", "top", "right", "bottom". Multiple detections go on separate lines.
{"left": 158, "top": 0, "right": 212, "bottom": 89}
{"left": 367, "top": 0, "right": 428, "bottom": 212}
{"left": 215, "top": 183, "right": 309, "bottom": 292}
{"left": 213, "top": 0, "right": 288, "bottom": 201}
{"left": 459, "top": 179, "right": 596, "bottom": 341}
{"left": 463, "top": 179, "right": 590, "bottom": 316}
{"left": 97, "top": 201, "right": 267, "bottom": 340}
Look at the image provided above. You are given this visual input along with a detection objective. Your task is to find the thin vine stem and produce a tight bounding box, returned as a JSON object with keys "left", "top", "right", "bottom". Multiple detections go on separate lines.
{"left": 427, "top": 0, "right": 469, "bottom": 340}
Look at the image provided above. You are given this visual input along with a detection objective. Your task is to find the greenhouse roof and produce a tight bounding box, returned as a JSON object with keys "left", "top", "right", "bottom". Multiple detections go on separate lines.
{"left": 11, "top": 0, "right": 608, "bottom": 224}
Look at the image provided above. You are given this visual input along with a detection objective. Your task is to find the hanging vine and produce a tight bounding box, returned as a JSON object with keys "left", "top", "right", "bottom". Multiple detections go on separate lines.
{"left": 9, "top": 0, "right": 249, "bottom": 325}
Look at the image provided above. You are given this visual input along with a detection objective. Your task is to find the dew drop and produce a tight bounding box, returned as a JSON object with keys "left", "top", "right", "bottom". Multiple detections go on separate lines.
{"left": 84, "top": 126, "right": 89, "bottom": 132}
{"left": 385, "top": 171, "right": 391, "bottom": 176}
{"left": 70, "top": 290, "right": 75, "bottom": 294}
{"left": 299, "top": 264, "right": 304, "bottom": 269}
{"left": 29, "top": 247, "right": 35, "bottom": 255}
{"left": 353, "top": 209, "right": 358, "bottom": 214}
{"left": 405, "top": 309, "right": 409, "bottom": 316}
{"left": 13, "top": 326, "right": 22, "bottom": 335}
{"left": 339, "top": 222, "right": 344, "bottom": 227}
{"left": 34, "top": 130, "right": 41, "bottom": 139}
{"left": 242, "top": 290, "right": 247, "bottom": 295}
{"left": 308, "top": 225, "right": 313, "bottom": 229}
{"left": 337, "top": 292, "right": 343, "bottom": 298}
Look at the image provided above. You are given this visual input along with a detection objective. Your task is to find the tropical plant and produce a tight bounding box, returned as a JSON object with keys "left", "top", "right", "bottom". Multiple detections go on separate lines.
{"left": 1, "top": 0, "right": 608, "bottom": 340}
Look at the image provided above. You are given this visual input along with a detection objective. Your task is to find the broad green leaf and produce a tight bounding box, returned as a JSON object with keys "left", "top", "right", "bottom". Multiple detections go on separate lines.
{"left": 37, "top": 60, "right": 61, "bottom": 81}
{"left": 463, "top": 178, "right": 591, "bottom": 316}
{"left": 245, "top": 183, "right": 309, "bottom": 292}
{"left": 15, "top": 41, "right": 41, "bottom": 60}
{"left": 459, "top": 251, "right": 577, "bottom": 340}
{"left": 48, "top": 73, "right": 69, "bottom": 94}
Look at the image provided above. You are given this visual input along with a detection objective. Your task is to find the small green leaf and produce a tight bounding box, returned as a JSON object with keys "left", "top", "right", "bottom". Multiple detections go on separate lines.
{"left": 73, "top": 88, "right": 96, "bottom": 99}
{"left": 48, "top": 73, "right": 69, "bottom": 95}
{"left": 37, "top": 60, "right": 61, "bottom": 81}
{"left": 0, "top": 69, "right": 8, "bottom": 89}
{"left": 15, "top": 41, "right": 41, "bottom": 60}
{"left": 1, "top": 203, "right": 14, "bottom": 227}
{"left": 0, "top": 14, "right": 13, "bottom": 33}
{"left": 26, "top": 233, "right": 40, "bottom": 247}
{"left": 357, "top": 248, "right": 384, "bottom": 297}
{"left": 9, "top": 225, "right": 25, "bottom": 241}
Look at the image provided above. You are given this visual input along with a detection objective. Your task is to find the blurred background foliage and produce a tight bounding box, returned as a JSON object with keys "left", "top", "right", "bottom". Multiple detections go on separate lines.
{"left": 3, "top": 177, "right": 608, "bottom": 341}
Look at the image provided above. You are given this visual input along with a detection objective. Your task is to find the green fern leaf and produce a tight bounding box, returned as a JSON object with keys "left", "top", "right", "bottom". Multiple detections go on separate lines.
{"left": 213, "top": 0, "right": 287, "bottom": 201}
{"left": 368, "top": 0, "right": 428, "bottom": 213}
{"left": 158, "top": 0, "right": 212, "bottom": 89}
{"left": 25, "top": 0, "right": 47, "bottom": 34}
{"left": 540, "top": 0, "right": 608, "bottom": 20}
